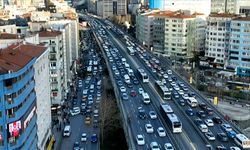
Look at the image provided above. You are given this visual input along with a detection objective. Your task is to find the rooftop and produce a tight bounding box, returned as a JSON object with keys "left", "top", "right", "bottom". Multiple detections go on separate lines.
{"left": 232, "top": 16, "right": 250, "bottom": 21}
{"left": 0, "top": 33, "right": 19, "bottom": 39}
{"left": 209, "top": 13, "right": 239, "bottom": 18}
{"left": 145, "top": 10, "right": 204, "bottom": 19}
{"left": 0, "top": 42, "right": 47, "bottom": 75}
{"left": 38, "top": 30, "right": 61, "bottom": 37}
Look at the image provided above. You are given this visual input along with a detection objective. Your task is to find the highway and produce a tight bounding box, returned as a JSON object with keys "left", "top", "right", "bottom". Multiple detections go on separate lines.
{"left": 100, "top": 19, "right": 244, "bottom": 149}
{"left": 82, "top": 13, "right": 249, "bottom": 150}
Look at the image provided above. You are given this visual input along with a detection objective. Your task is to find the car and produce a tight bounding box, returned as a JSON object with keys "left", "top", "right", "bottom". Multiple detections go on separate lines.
{"left": 145, "top": 124, "right": 154, "bottom": 133}
{"left": 216, "top": 145, "right": 227, "bottom": 150}
{"left": 221, "top": 124, "right": 232, "bottom": 132}
{"left": 122, "top": 93, "right": 129, "bottom": 100}
{"left": 81, "top": 133, "right": 87, "bottom": 142}
{"left": 229, "top": 147, "right": 241, "bottom": 150}
{"left": 138, "top": 107, "right": 146, "bottom": 119}
{"left": 71, "top": 107, "right": 81, "bottom": 116}
{"left": 168, "top": 78, "right": 173, "bottom": 82}
{"left": 164, "top": 143, "right": 174, "bottom": 150}
{"left": 206, "top": 107, "right": 214, "bottom": 115}
{"left": 204, "top": 119, "right": 214, "bottom": 127}
{"left": 81, "top": 103, "right": 86, "bottom": 110}
{"left": 186, "top": 108, "right": 194, "bottom": 116}
{"left": 157, "top": 127, "right": 166, "bottom": 137}
{"left": 205, "top": 130, "right": 216, "bottom": 141}
{"left": 150, "top": 142, "right": 160, "bottom": 150}
{"left": 217, "top": 133, "right": 228, "bottom": 142}
{"left": 73, "top": 142, "right": 80, "bottom": 150}
{"left": 85, "top": 117, "right": 91, "bottom": 125}
{"left": 136, "top": 134, "right": 145, "bottom": 145}
{"left": 170, "top": 82, "right": 176, "bottom": 86}
{"left": 138, "top": 88, "right": 144, "bottom": 94}
{"left": 182, "top": 86, "right": 189, "bottom": 91}
{"left": 199, "top": 102, "right": 207, "bottom": 110}
{"left": 178, "top": 90, "right": 184, "bottom": 95}
{"left": 149, "top": 111, "right": 157, "bottom": 119}
{"left": 173, "top": 92, "right": 179, "bottom": 99}
{"left": 167, "top": 70, "right": 172, "bottom": 75}
{"left": 88, "top": 95, "right": 93, "bottom": 101}
{"left": 126, "top": 82, "right": 133, "bottom": 88}
{"left": 93, "top": 119, "right": 98, "bottom": 128}
{"left": 226, "top": 130, "right": 236, "bottom": 138}
{"left": 212, "top": 117, "right": 222, "bottom": 124}
{"left": 197, "top": 110, "right": 206, "bottom": 118}
{"left": 199, "top": 124, "right": 208, "bottom": 133}
{"left": 130, "top": 90, "right": 137, "bottom": 97}
{"left": 194, "top": 118, "right": 203, "bottom": 126}
{"left": 163, "top": 74, "right": 168, "bottom": 79}
{"left": 133, "top": 79, "right": 139, "bottom": 85}
{"left": 178, "top": 99, "right": 185, "bottom": 106}
{"left": 91, "top": 134, "right": 97, "bottom": 143}
{"left": 120, "top": 86, "right": 126, "bottom": 92}
{"left": 188, "top": 92, "right": 195, "bottom": 97}
{"left": 173, "top": 86, "right": 180, "bottom": 91}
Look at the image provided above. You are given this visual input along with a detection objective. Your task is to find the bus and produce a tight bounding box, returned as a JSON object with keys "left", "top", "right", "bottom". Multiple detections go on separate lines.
{"left": 127, "top": 46, "right": 135, "bottom": 55}
{"left": 155, "top": 80, "right": 171, "bottom": 100}
{"left": 234, "top": 134, "right": 250, "bottom": 149}
{"left": 137, "top": 68, "right": 149, "bottom": 83}
{"left": 187, "top": 97, "right": 198, "bottom": 107}
{"left": 160, "top": 104, "right": 182, "bottom": 133}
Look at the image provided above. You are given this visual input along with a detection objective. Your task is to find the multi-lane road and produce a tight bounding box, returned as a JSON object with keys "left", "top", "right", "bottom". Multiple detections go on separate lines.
{"left": 78, "top": 13, "right": 250, "bottom": 150}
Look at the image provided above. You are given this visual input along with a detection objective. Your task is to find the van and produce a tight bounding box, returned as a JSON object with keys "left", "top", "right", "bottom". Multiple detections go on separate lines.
{"left": 199, "top": 124, "right": 208, "bottom": 133}
{"left": 124, "top": 74, "right": 130, "bottom": 84}
{"left": 142, "top": 92, "right": 150, "bottom": 104}
{"left": 63, "top": 125, "right": 71, "bottom": 137}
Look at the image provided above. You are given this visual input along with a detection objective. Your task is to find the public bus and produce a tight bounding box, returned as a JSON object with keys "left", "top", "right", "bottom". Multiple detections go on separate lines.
{"left": 160, "top": 104, "right": 182, "bottom": 133}
{"left": 155, "top": 80, "right": 171, "bottom": 100}
{"left": 234, "top": 134, "right": 250, "bottom": 149}
{"left": 127, "top": 46, "right": 135, "bottom": 55}
{"left": 137, "top": 68, "right": 149, "bottom": 83}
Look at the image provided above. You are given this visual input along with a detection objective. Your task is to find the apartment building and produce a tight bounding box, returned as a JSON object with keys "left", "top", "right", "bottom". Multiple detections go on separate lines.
{"left": 211, "top": 0, "right": 250, "bottom": 15}
{"left": 97, "top": 0, "right": 127, "bottom": 18}
{"left": 228, "top": 17, "right": 250, "bottom": 76}
{"left": 0, "top": 42, "right": 49, "bottom": 149}
{"left": 205, "top": 13, "right": 239, "bottom": 68}
{"left": 38, "top": 31, "right": 65, "bottom": 105}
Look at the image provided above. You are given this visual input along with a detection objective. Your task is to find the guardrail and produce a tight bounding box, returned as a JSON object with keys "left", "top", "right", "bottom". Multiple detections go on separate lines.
{"left": 92, "top": 28, "right": 136, "bottom": 150}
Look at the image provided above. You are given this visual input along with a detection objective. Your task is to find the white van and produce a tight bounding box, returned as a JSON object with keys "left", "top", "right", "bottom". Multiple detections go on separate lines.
{"left": 63, "top": 125, "right": 71, "bottom": 137}
{"left": 142, "top": 92, "right": 150, "bottom": 104}
{"left": 199, "top": 124, "right": 208, "bottom": 133}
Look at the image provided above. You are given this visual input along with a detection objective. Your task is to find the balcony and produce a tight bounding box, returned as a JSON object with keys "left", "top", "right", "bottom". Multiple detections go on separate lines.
{"left": 50, "top": 73, "right": 58, "bottom": 77}
{"left": 7, "top": 92, "right": 36, "bottom": 123}
{"left": 5, "top": 70, "right": 34, "bottom": 94}
{"left": 5, "top": 81, "right": 35, "bottom": 109}
{"left": 8, "top": 115, "right": 37, "bottom": 149}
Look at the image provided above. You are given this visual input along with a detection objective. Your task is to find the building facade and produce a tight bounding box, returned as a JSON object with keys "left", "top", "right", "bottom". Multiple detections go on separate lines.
{"left": 0, "top": 42, "right": 48, "bottom": 149}
{"left": 39, "top": 31, "right": 65, "bottom": 105}
{"left": 205, "top": 14, "right": 239, "bottom": 68}
{"left": 97, "top": 0, "right": 127, "bottom": 18}
{"left": 228, "top": 17, "right": 250, "bottom": 76}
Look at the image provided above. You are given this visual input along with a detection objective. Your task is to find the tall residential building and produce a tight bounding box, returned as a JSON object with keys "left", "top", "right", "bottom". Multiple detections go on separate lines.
{"left": 211, "top": 0, "right": 250, "bottom": 15}
{"left": 88, "top": 0, "right": 97, "bottom": 14}
{"left": 153, "top": 11, "right": 206, "bottom": 59}
{"left": 39, "top": 31, "right": 65, "bottom": 105}
{"left": 97, "top": 0, "right": 127, "bottom": 18}
{"left": 228, "top": 17, "right": 250, "bottom": 76}
{"left": 148, "top": 0, "right": 211, "bottom": 15}
{"left": 34, "top": 42, "right": 51, "bottom": 150}
{"left": 205, "top": 13, "right": 239, "bottom": 68}
{"left": 0, "top": 42, "right": 48, "bottom": 149}
{"left": 136, "top": 10, "right": 156, "bottom": 48}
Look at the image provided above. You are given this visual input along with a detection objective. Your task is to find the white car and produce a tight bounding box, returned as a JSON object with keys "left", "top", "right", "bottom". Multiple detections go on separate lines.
{"left": 178, "top": 90, "right": 184, "bottom": 95}
{"left": 167, "top": 70, "right": 172, "bottom": 75}
{"left": 205, "top": 130, "right": 215, "bottom": 141}
{"left": 138, "top": 88, "right": 144, "bottom": 95}
{"left": 70, "top": 107, "right": 80, "bottom": 116}
{"left": 182, "top": 94, "right": 189, "bottom": 99}
{"left": 149, "top": 111, "right": 157, "bottom": 119}
{"left": 204, "top": 119, "right": 214, "bottom": 127}
{"left": 145, "top": 124, "right": 154, "bottom": 133}
{"left": 173, "top": 86, "right": 180, "bottom": 91}
{"left": 136, "top": 134, "right": 145, "bottom": 145}
{"left": 170, "top": 82, "right": 176, "bottom": 86}
{"left": 163, "top": 74, "right": 168, "bottom": 79}
{"left": 164, "top": 143, "right": 174, "bottom": 150}
{"left": 157, "top": 127, "right": 166, "bottom": 137}
{"left": 150, "top": 142, "right": 160, "bottom": 150}
{"left": 81, "top": 133, "right": 87, "bottom": 142}
{"left": 120, "top": 86, "right": 126, "bottom": 93}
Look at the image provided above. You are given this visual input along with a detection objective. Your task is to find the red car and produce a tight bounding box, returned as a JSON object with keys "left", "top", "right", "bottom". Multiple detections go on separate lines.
{"left": 130, "top": 90, "right": 137, "bottom": 97}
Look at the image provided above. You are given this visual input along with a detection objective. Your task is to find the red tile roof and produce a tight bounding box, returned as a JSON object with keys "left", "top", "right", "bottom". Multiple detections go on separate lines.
{"left": 39, "top": 31, "right": 61, "bottom": 37}
{"left": 0, "top": 42, "right": 48, "bottom": 75}
{"left": 209, "top": 13, "right": 239, "bottom": 18}
{"left": 146, "top": 10, "right": 204, "bottom": 19}
{"left": 0, "top": 33, "right": 19, "bottom": 39}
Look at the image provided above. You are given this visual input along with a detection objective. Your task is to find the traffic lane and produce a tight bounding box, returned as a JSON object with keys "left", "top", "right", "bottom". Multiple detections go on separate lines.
{"left": 106, "top": 29, "right": 193, "bottom": 150}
